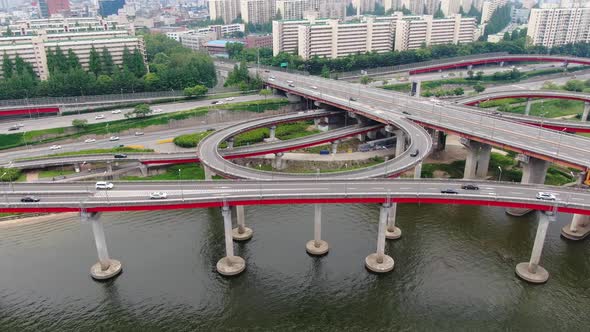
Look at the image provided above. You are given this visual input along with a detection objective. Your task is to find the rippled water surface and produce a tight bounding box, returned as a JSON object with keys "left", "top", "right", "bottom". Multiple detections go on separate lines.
{"left": 0, "top": 204, "right": 589, "bottom": 331}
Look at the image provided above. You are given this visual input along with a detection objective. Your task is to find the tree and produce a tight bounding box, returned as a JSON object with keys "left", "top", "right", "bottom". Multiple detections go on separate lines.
{"left": 467, "top": 70, "right": 474, "bottom": 79}
{"left": 259, "top": 88, "right": 272, "bottom": 100}
{"left": 453, "top": 87, "right": 465, "bottom": 95}
{"left": 274, "top": 9, "right": 282, "bottom": 20}
{"left": 131, "top": 48, "right": 147, "bottom": 77}
{"left": 564, "top": 79, "right": 585, "bottom": 92}
{"left": 125, "top": 103, "right": 152, "bottom": 118}
{"left": 475, "top": 71, "right": 484, "bottom": 80}
{"left": 400, "top": 5, "right": 412, "bottom": 15}
{"left": 346, "top": 3, "right": 356, "bottom": 16}
{"left": 183, "top": 84, "right": 208, "bottom": 97}
{"left": 473, "top": 83, "right": 486, "bottom": 93}
{"left": 434, "top": 4, "right": 445, "bottom": 18}
{"left": 320, "top": 65, "right": 330, "bottom": 78}
{"left": 511, "top": 29, "right": 520, "bottom": 41}
{"left": 360, "top": 75, "right": 372, "bottom": 85}
{"left": 53, "top": 46, "right": 68, "bottom": 73}
{"left": 72, "top": 119, "right": 89, "bottom": 130}
{"left": 2, "top": 52, "right": 13, "bottom": 79}
{"left": 101, "top": 47, "right": 115, "bottom": 75}
{"left": 67, "top": 49, "right": 81, "bottom": 70}
{"left": 88, "top": 46, "right": 102, "bottom": 76}
{"left": 503, "top": 32, "right": 511, "bottom": 41}
{"left": 14, "top": 56, "right": 35, "bottom": 77}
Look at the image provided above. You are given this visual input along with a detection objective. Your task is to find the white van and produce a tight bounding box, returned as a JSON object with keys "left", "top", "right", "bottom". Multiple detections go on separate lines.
{"left": 95, "top": 181, "right": 114, "bottom": 190}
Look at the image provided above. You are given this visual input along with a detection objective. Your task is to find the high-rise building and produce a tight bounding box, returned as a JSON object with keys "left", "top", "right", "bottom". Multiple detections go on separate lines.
{"left": 394, "top": 14, "right": 476, "bottom": 50}
{"left": 481, "top": 0, "right": 508, "bottom": 23}
{"left": 47, "top": 0, "right": 70, "bottom": 15}
{"left": 208, "top": 0, "right": 241, "bottom": 24}
{"left": 241, "top": 0, "right": 275, "bottom": 24}
{"left": 38, "top": 0, "right": 50, "bottom": 18}
{"left": 99, "top": 0, "right": 126, "bottom": 17}
{"left": 275, "top": 0, "right": 307, "bottom": 20}
{"left": 527, "top": 6, "right": 590, "bottom": 48}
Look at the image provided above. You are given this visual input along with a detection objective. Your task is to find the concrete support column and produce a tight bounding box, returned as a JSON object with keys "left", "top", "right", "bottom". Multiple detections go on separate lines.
{"left": 306, "top": 204, "right": 329, "bottom": 255}
{"left": 524, "top": 98, "right": 532, "bottom": 116}
{"left": 74, "top": 163, "right": 81, "bottom": 173}
{"left": 331, "top": 140, "right": 339, "bottom": 154}
{"left": 232, "top": 205, "right": 253, "bottom": 241}
{"left": 269, "top": 126, "right": 276, "bottom": 140}
{"left": 410, "top": 81, "right": 421, "bottom": 97}
{"left": 561, "top": 214, "right": 590, "bottom": 241}
{"left": 84, "top": 212, "right": 122, "bottom": 280}
{"left": 365, "top": 203, "right": 394, "bottom": 273}
{"left": 272, "top": 152, "right": 286, "bottom": 170}
{"left": 286, "top": 93, "right": 301, "bottom": 102}
{"left": 106, "top": 162, "right": 113, "bottom": 174}
{"left": 394, "top": 130, "right": 405, "bottom": 157}
{"left": 366, "top": 130, "right": 377, "bottom": 140}
{"left": 139, "top": 164, "right": 148, "bottom": 177}
{"left": 462, "top": 139, "right": 491, "bottom": 179}
{"left": 500, "top": 61, "right": 505, "bottom": 67}
{"left": 226, "top": 137, "right": 234, "bottom": 149}
{"left": 476, "top": 144, "right": 491, "bottom": 178}
{"left": 204, "top": 165, "right": 215, "bottom": 180}
{"left": 582, "top": 102, "right": 590, "bottom": 122}
{"left": 216, "top": 205, "right": 246, "bottom": 276}
{"left": 507, "top": 157, "right": 549, "bottom": 216}
{"left": 515, "top": 211, "right": 552, "bottom": 283}
{"left": 385, "top": 203, "right": 401, "bottom": 240}
{"left": 357, "top": 133, "right": 366, "bottom": 142}
{"left": 413, "top": 162, "right": 422, "bottom": 179}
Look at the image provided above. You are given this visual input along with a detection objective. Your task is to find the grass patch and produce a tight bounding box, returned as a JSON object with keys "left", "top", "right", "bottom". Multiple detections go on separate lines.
{"left": 227, "top": 120, "right": 319, "bottom": 147}
{"left": 504, "top": 99, "right": 584, "bottom": 118}
{"left": 479, "top": 98, "right": 528, "bottom": 108}
{"left": 173, "top": 130, "right": 214, "bottom": 148}
{"left": 121, "top": 164, "right": 214, "bottom": 181}
{"left": 38, "top": 169, "right": 76, "bottom": 178}
{"left": 421, "top": 160, "right": 465, "bottom": 178}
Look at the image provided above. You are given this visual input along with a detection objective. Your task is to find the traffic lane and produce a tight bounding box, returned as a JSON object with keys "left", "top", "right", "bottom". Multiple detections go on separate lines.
{"left": 0, "top": 94, "right": 268, "bottom": 134}
{"left": 2, "top": 180, "right": 589, "bottom": 206}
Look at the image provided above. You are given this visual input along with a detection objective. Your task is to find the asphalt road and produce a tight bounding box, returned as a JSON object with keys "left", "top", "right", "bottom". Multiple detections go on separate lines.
{"left": 0, "top": 94, "right": 267, "bottom": 134}
{"left": 0, "top": 179, "right": 587, "bottom": 214}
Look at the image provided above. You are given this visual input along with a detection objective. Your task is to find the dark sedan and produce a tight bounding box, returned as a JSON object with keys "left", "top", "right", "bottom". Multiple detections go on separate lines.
{"left": 461, "top": 184, "right": 479, "bottom": 190}
{"left": 441, "top": 189, "right": 459, "bottom": 194}
{"left": 21, "top": 196, "right": 40, "bottom": 202}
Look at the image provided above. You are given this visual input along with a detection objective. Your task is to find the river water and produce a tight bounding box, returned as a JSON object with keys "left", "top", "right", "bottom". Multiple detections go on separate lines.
{"left": 1, "top": 204, "right": 589, "bottom": 331}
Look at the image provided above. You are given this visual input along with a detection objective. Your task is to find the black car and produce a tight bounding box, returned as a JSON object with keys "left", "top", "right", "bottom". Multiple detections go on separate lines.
{"left": 114, "top": 154, "right": 127, "bottom": 158}
{"left": 410, "top": 149, "right": 419, "bottom": 157}
{"left": 461, "top": 184, "right": 479, "bottom": 190}
{"left": 349, "top": 97, "right": 357, "bottom": 102}
{"left": 288, "top": 83, "right": 295, "bottom": 87}
{"left": 402, "top": 111, "right": 411, "bottom": 115}
{"left": 441, "top": 188, "right": 459, "bottom": 194}
{"left": 8, "top": 126, "right": 20, "bottom": 131}
{"left": 211, "top": 101, "right": 219, "bottom": 104}
{"left": 21, "top": 196, "right": 40, "bottom": 202}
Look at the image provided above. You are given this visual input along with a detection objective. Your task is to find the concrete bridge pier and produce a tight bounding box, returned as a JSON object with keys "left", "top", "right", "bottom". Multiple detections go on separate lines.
{"left": 226, "top": 137, "right": 234, "bottom": 149}
{"left": 217, "top": 205, "right": 246, "bottom": 276}
{"left": 515, "top": 211, "right": 553, "bottom": 283}
{"left": 582, "top": 102, "right": 590, "bottom": 121}
{"left": 366, "top": 130, "right": 378, "bottom": 140}
{"left": 264, "top": 125, "right": 278, "bottom": 142}
{"left": 306, "top": 204, "right": 329, "bottom": 255}
{"left": 204, "top": 165, "right": 215, "bottom": 180}
{"left": 414, "top": 162, "right": 422, "bottom": 179}
{"left": 74, "top": 163, "right": 81, "bottom": 173}
{"left": 331, "top": 140, "right": 340, "bottom": 154}
{"left": 365, "top": 203, "right": 394, "bottom": 273}
{"left": 410, "top": 81, "right": 421, "bottom": 97}
{"left": 84, "top": 212, "right": 122, "bottom": 280}
{"left": 385, "top": 203, "right": 402, "bottom": 240}
{"left": 272, "top": 152, "right": 286, "bottom": 170}
{"left": 524, "top": 98, "right": 532, "bottom": 116}
{"left": 139, "top": 164, "right": 148, "bottom": 177}
{"left": 561, "top": 214, "right": 590, "bottom": 241}
{"left": 462, "top": 139, "right": 491, "bottom": 179}
{"left": 507, "top": 156, "right": 549, "bottom": 216}
{"left": 232, "top": 205, "right": 253, "bottom": 241}
{"left": 394, "top": 130, "right": 405, "bottom": 157}
{"left": 106, "top": 162, "right": 113, "bottom": 174}
{"left": 286, "top": 93, "right": 301, "bottom": 103}
{"left": 357, "top": 133, "right": 366, "bottom": 142}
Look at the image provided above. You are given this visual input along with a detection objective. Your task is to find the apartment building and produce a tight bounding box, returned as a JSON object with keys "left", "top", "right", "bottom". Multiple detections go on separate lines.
{"left": 481, "top": 0, "right": 508, "bottom": 23}
{"left": 272, "top": 16, "right": 329, "bottom": 55}
{"left": 0, "top": 30, "right": 145, "bottom": 80}
{"left": 208, "top": 0, "right": 241, "bottom": 24}
{"left": 394, "top": 15, "right": 476, "bottom": 50}
{"left": 241, "top": 0, "right": 275, "bottom": 24}
{"left": 527, "top": 6, "right": 590, "bottom": 48}
{"left": 6, "top": 17, "right": 132, "bottom": 36}
{"left": 297, "top": 15, "right": 402, "bottom": 59}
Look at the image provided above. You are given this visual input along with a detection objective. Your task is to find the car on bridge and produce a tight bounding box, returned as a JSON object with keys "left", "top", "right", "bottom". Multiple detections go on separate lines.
{"left": 49, "top": 145, "right": 61, "bottom": 150}
{"left": 111, "top": 110, "right": 122, "bottom": 114}
{"left": 461, "top": 184, "right": 479, "bottom": 190}
{"left": 95, "top": 114, "right": 105, "bottom": 120}
{"left": 536, "top": 192, "right": 556, "bottom": 201}
{"left": 84, "top": 138, "right": 96, "bottom": 143}
{"left": 109, "top": 136, "right": 120, "bottom": 141}
{"left": 8, "top": 125, "right": 20, "bottom": 131}
{"left": 149, "top": 192, "right": 168, "bottom": 199}
{"left": 410, "top": 149, "right": 419, "bottom": 157}
{"left": 441, "top": 188, "right": 459, "bottom": 194}
{"left": 114, "top": 154, "right": 127, "bottom": 159}
{"left": 95, "top": 181, "right": 114, "bottom": 190}
{"left": 20, "top": 196, "right": 40, "bottom": 203}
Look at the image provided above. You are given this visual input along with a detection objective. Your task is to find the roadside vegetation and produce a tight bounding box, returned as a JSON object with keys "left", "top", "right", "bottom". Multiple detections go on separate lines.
{"left": 121, "top": 164, "right": 223, "bottom": 181}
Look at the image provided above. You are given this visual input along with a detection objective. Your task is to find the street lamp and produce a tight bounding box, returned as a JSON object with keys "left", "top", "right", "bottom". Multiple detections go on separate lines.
{"left": 497, "top": 166, "right": 502, "bottom": 181}
{"left": 1, "top": 172, "right": 7, "bottom": 204}
{"left": 178, "top": 169, "right": 184, "bottom": 201}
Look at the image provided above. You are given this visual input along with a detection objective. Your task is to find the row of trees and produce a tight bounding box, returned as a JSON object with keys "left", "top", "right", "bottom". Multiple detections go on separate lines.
{"left": 0, "top": 33, "right": 217, "bottom": 100}
{"left": 483, "top": 4, "right": 513, "bottom": 38}
{"left": 227, "top": 38, "right": 590, "bottom": 77}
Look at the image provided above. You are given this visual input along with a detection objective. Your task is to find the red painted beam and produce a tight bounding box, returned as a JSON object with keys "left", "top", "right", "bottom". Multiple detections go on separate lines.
{"left": 464, "top": 94, "right": 590, "bottom": 106}
{"left": 0, "top": 107, "right": 59, "bottom": 117}
{"left": 1, "top": 197, "right": 589, "bottom": 215}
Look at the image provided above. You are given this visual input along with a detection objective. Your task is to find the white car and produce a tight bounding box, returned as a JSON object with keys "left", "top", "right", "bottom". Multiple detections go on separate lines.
{"left": 310, "top": 86, "right": 318, "bottom": 90}
{"left": 536, "top": 192, "right": 556, "bottom": 201}
{"left": 214, "top": 101, "right": 224, "bottom": 105}
{"left": 268, "top": 78, "right": 275, "bottom": 81}
{"left": 49, "top": 145, "right": 61, "bottom": 150}
{"left": 153, "top": 108, "right": 163, "bottom": 113}
{"left": 429, "top": 98, "right": 441, "bottom": 104}
{"left": 17, "top": 123, "right": 24, "bottom": 128}
{"left": 149, "top": 192, "right": 168, "bottom": 199}
{"left": 109, "top": 136, "right": 120, "bottom": 141}
{"left": 225, "top": 97, "right": 235, "bottom": 101}
{"left": 134, "top": 132, "right": 144, "bottom": 136}
{"left": 111, "top": 109, "right": 122, "bottom": 114}
{"left": 84, "top": 138, "right": 96, "bottom": 143}
{"left": 95, "top": 114, "right": 105, "bottom": 120}
{"left": 286, "top": 80, "right": 294, "bottom": 84}
{"left": 95, "top": 181, "right": 114, "bottom": 190}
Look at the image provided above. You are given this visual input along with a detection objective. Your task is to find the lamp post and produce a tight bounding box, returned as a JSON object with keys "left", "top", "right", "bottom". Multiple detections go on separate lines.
{"left": 1, "top": 172, "right": 7, "bottom": 204}
{"left": 178, "top": 169, "right": 184, "bottom": 201}
{"left": 497, "top": 166, "right": 502, "bottom": 181}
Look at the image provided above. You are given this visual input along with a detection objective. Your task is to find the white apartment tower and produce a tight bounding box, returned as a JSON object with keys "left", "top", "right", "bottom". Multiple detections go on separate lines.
{"left": 275, "top": 0, "right": 307, "bottom": 20}
{"left": 527, "top": 6, "right": 590, "bottom": 48}
{"left": 208, "top": 0, "right": 241, "bottom": 24}
{"left": 394, "top": 14, "right": 476, "bottom": 50}
{"left": 241, "top": 0, "right": 275, "bottom": 24}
